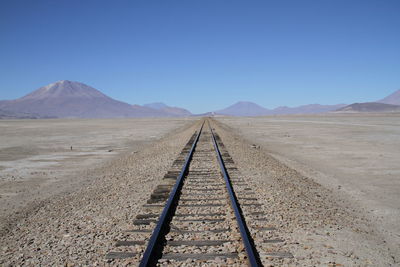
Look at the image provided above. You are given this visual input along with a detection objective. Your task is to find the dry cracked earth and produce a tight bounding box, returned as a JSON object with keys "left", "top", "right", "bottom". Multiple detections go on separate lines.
{"left": 0, "top": 117, "right": 398, "bottom": 266}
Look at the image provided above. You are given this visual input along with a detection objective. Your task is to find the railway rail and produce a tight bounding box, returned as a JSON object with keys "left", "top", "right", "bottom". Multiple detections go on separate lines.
{"left": 106, "top": 119, "right": 292, "bottom": 266}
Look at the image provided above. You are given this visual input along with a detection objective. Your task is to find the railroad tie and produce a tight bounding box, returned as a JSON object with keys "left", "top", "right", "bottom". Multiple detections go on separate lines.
{"left": 105, "top": 120, "right": 291, "bottom": 266}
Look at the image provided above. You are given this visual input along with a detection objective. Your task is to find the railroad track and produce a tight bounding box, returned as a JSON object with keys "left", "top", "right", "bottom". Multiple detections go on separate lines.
{"left": 106, "top": 119, "right": 292, "bottom": 266}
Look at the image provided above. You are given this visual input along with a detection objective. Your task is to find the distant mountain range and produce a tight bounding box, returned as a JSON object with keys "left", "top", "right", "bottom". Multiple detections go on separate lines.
{"left": 378, "top": 89, "right": 400, "bottom": 105}
{"left": 216, "top": 89, "right": 400, "bottom": 116}
{"left": 215, "top": 101, "right": 346, "bottom": 116}
{"left": 0, "top": 81, "right": 192, "bottom": 118}
{"left": 336, "top": 102, "right": 400, "bottom": 113}
{"left": 143, "top": 102, "right": 192, "bottom": 117}
{"left": 215, "top": 101, "right": 270, "bottom": 116}
{"left": 335, "top": 89, "right": 400, "bottom": 113}
{"left": 0, "top": 80, "right": 399, "bottom": 118}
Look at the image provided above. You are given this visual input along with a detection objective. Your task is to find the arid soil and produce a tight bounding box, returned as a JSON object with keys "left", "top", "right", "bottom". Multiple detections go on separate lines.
{"left": 0, "top": 118, "right": 194, "bottom": 231}
{"left": 0, "top": 115, "right": 398, "bottom": 266}
{"left": 216, "top": 114, "right": 399, "bottom": 265}
{"left": 0, "top": 118, "right": 201, "bottom": 266}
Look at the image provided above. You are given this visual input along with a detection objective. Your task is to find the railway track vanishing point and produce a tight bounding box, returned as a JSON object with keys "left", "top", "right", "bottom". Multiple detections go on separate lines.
{"left": 106, "top": 119, "right": 292, "bottom": 266}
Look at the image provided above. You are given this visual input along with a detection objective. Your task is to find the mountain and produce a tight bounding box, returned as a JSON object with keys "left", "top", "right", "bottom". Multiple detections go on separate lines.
{"left": 378, "top": 89, "right": 400, "bottom": 105}
{"left": 144, "top": 102, "right": 192, "bottom": 117}
{"left": 215, "top": 101, "right": 347, "bottom": 116}
{"left": 144, "top": 102, "right": 169, "bottom": 110}
{"left": 270, "top": 104, "right": 347, "bottom": 115}
{"left": 333, "top": 89, "right": 400, "bottom": 113}
{"left": 336, "top": 102, "right": 400, "bottom": 113}
{"left": 0, "top": 81, "right": 190, "bottom": 118}
{"left": 4, "top": 82, "right": 398, "bottom": 118}
{"left": 215, "top": 101, "right": 271, "bottom": 116}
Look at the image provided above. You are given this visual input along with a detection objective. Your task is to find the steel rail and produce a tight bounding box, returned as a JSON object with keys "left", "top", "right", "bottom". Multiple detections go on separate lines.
{"left": 209, "top": 121, "right": 261, "bottom": 267}
{"left": 139, "top": 121, "right": 204, "bottom": 267}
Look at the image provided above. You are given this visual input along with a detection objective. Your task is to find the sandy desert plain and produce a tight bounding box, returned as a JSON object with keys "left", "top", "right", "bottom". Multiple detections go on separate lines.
{"left": 0, "top": 114, "right": 399, "bottom": 266}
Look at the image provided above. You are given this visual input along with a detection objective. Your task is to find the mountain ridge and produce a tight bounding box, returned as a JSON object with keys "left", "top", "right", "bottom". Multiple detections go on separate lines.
{"left": 0, "top": 81, "right": 191, "bottom": 118}
{"left": 1, "top": 82, "right": 399, "bottom": 118}
{"left": 144, "top": 102, "right": 169, "bottom": 110}
{"left": 215, "top": 101, "right": 347, "bottom": 116}
{"left": 215, "top": 101, "right": 270, "bottom": 116}
{"left": 19, "top": 80, "right": 108, "bottom": 100}
{"left": 336, "top": 102, "right": 400, "bottom": 113}
{"left": 378, "top": 89, "right": 400, "bottom": 105}
{"left": 334, "top": 89, "right": 400, "bottom": 113}
{"left": 269, "top": 103, "right": 347, "bottom": 115}
{"left": 144, "top": 102, "right": 192, "bottom": 117}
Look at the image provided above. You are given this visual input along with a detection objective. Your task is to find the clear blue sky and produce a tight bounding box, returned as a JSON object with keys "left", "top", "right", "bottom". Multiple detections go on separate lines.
{"left": 1, "top": 0, "right": 399, "bottom": 113}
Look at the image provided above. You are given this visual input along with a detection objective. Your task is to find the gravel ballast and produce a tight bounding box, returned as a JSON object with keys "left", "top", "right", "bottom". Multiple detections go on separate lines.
{"left": 1, "top": 117, "right": 396, "bottom": 266}
{"left": 0, "top": 120, "right": 200, "bottom": 266}
{"left": 212, "top": 119, "right": 395, "bottom": 266}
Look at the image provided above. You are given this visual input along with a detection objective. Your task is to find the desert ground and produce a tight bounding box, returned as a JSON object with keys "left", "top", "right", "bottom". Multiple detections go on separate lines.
{"left": 217, "top": 114, "right": 400, "bottom": 264}
{"left": 0, "top": 115, "right": 399, "bottom": 266}
{"left": 0, "top": 118, "right": 194, "bottom": 229}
